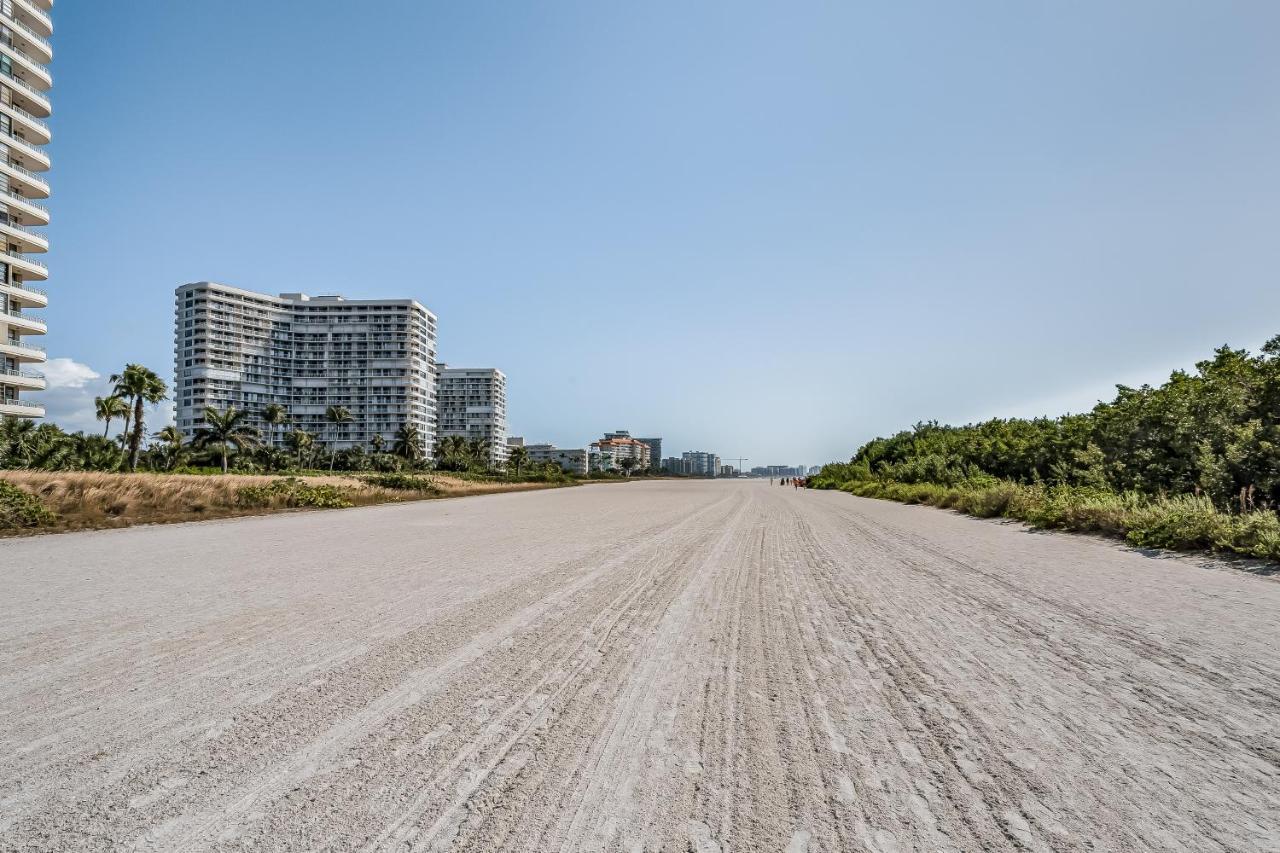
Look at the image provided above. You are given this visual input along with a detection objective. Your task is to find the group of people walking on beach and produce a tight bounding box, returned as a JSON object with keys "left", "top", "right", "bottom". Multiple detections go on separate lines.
{"left": 772, "top": 477, "right": 809, "bottom": 489}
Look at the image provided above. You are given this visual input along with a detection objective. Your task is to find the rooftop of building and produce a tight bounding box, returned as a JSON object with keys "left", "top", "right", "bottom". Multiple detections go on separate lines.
{"left": 176, "top": 282, "right": 435, "bottom": 316}
{"left": 438, "top": 366, "right": 506, "bottom": 378}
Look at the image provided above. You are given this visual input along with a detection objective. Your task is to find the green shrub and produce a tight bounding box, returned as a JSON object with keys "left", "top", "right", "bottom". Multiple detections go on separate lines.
{"left": 236, "top": 478, "right": 353, "bottom": 510}
{"left": 1124, "top": 495, "right": 1234, "bottom": 552}
{"left": 0, "top": 480, "right": 57, "bottom": 529}
{"left": 364, "top": 473, "right": 440, "bottom": 493}
{"left": 833, "top": 473, "right": 1280, "bottom": 563}
{"left": 1227, "top": 511, "right": 1280, "bottom": 560}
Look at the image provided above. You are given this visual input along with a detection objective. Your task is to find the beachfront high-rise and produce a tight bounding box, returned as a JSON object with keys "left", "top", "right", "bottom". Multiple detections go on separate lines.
{"left": 436, "top": 366, "right": 508, "bottom": 468}
{"left": 174, "top": 283, "right": 438, "bottom": 450}
{"left": 0, "top": 0, "right": 52, "bottom": 418}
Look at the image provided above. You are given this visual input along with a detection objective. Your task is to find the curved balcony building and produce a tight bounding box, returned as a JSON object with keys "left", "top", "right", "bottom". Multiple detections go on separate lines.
{"left": 174, "top": 283, "right": 439, "bottom": 453}
{"left": 0, "top": 0, "right": 50, "bottom": 418}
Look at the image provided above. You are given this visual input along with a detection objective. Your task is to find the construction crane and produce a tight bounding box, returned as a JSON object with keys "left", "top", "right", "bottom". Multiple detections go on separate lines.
{"left": 722, "top": 457, "right": 748, "bottom": 477}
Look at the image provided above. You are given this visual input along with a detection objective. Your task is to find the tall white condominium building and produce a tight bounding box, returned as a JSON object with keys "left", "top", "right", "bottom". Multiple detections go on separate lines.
{"left": 174, "top": 283, "right": 438, "bottom": 449}
{"left": 0, "top": 0, "right": 53, "bottom": 418}
{"left": 437, "top": 367, "right": 508, "bottom": 468}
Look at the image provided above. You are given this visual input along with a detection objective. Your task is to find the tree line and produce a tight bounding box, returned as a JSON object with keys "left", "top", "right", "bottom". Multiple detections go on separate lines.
{"left": 820, "top": 336, "right": 1280, "bottom": 513}
{"left": 0, "top": 362, "right": 563, "bottom": 479}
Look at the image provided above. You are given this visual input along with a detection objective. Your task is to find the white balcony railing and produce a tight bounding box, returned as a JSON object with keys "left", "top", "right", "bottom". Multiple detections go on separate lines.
{"left": 0, "top": 338, "right": 44, "bottom": 353}
{"left": 2, "top": 188, "right": 47, "bottom": 215}
{"left": 0, "top": 218, "right": 47, "bottom": 247}
{"left": 0, "top": 157, "right": 51, "bottom": 192}
{"left": 0, "top": 69, "right": 50, "bottom": 114}
{"left": 13, "top": 0, "right": 51, "bottom": 36}
{"left": 0, "top": 96, "right": 48, "bottom": 134}
{"left": 1, "top": 131, "right": 50, "bottom": 167}
{"left": 3, "top": 306, "right": 45, "bottom": 328}
{"left": 0, "top": 8, "right": 51, "bottom": 56}
{"left": 0, "top": 394, "right": 43, "bottom": 409}
{"left": 1, "top": 279, "right": 45, "bottom": 297}
{"left": 2, "top": 249, "right": 47, "bottom": 276}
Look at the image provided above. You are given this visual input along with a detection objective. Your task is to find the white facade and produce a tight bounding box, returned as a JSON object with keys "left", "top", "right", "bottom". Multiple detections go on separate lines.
{"left": 437, "top": 366, "right": 508, "bottom": 468}
{"left": 0, "top": 0, "right": 52, "bottom": 418}
{"left": 589, "top": 436, "right": 651, "bottom": 472}
{"left": 525, "top": 443, "right": 588, "bottom": 475}
{"left": 173, "top": 283, "right": 438, "bottom": 450}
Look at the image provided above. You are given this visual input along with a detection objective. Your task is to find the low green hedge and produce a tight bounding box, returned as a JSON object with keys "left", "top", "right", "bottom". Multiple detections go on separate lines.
{"left": 0, "top": 481, "right": 56, "bottom": 529}
{"left": 833, "top": 478, "right": 1280, "bottom": 562}
{"left": 363, "top": 473, "right": 440, "bottom": 493}
{"left": 236, "top": 478, "right": 354, "bottom": 510}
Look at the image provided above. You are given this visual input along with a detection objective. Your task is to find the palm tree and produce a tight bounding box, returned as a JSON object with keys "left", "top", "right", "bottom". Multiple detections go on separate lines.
{"left": 262, "top": 403, "right": 289, "bottom": 448}
{"left": 435, "top": 434, "right": 468, "bottom": 470}
{"left": 394, "top": 424, "right": 424, "bottom": 463}
{"left": 29, "top": 433, "right": 77, "bottom": 471}
{"left": 324, "top": 405, "right": 353, "bottom": 472}
{"left": 0, "top": 417, "right": 38, "bottom": 468}
{"left": 507, "top": 445, "right": 529, "bottom": 477}
{"left": 94, "top": 395, "right": 129, "bottom": 438}
{"left": 285, "top": 428, "right": 315, "bottom": 470}
{"left": 153, "top": 425, "right": 187, "bottom": 471}
{"left": 112, "top": 364, "right": 169, "bottom": 471}
{"left": 193, "top": 406, "right": 261, "bottom": 474}
{"left": 75, "top": 434, "right": 125, "bottom": 472}
{"left": 468, "top": 437, "right": 492, "bottom": 471}
{"left": 619, "top": 457, "right": 638, "bottom": 477}
{"left": 370, "top": 433, "right": 386, "bottom": 454}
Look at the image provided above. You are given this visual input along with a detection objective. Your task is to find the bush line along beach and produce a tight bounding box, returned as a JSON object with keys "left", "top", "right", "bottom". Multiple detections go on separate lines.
{"left": 813, "top": 337, "right": 1280, "bottom": 562}
{"left": 0, "top": 363, "right": 659, "bottom": 535}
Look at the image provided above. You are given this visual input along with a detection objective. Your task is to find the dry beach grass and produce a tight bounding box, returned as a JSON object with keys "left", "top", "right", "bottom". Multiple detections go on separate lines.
{"left": 0, "top": 470, "right": 565, "bottom": 535}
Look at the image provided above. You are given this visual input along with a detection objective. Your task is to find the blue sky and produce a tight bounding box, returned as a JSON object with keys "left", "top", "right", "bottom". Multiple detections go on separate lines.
{"left": 40, "top": 1, "right": 1280, "bottom": 465}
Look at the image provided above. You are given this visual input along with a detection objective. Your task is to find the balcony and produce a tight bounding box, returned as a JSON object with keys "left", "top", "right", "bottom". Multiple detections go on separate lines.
{"left": 0, "top": 158, "right": 49, "bottom": 198}
{"left": 2, "top": 305, "right": 45, "bottom": 333}
{"left": 0, "top": 218, "right": 47, "bottom": 252}
{"left": 0, "top": 68, "right": 50, "bottom": 118}
{"left": 0, "top": 131, "right": 49, "bottom": 172}
{"left": 2, "top": 248, "right": 47, "bottom": 280}
{"left": 0, "top": 97, "right": 49, "bottom": 144}
{"left": 0, "top": 398, "right": 43, "bottom": 417}
{"left": 0, "top": 280, "right": 46, "bottom": 307}
{"left": 12, "top": 0, "right": 51, "bottom": 39}
{"left": 0, "top": 336, "right": 44, "bottom": 361}
{"left": 2, "top": 189, "right": 48, "bottom": 224}
{"left": 0, "top": 9, "right": 52, "bottom": 64}
{"left": 0, "top": 365, "right": 44, "bottom": 389}
{"left": 0, "top": 41, "right": 51, "bottom": 91}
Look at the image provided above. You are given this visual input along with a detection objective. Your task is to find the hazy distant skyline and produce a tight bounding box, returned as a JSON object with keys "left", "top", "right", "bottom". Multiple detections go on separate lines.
{"left": 42, "top": 1, "right": 1280, "bottom": 462}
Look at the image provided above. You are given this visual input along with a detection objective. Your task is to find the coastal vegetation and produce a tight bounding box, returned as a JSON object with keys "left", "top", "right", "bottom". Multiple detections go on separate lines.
{"left": 814, "top": 337, "right": 1280, "bottom": 562}
{"left": 0, "top": 361, "right": 583, "bottom": 534}
{"left": 0, "top": 471, "right": 569, "bottom": 536}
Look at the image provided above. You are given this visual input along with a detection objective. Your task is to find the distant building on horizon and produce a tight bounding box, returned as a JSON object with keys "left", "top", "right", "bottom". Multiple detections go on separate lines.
{"left": 759, "top": 464, "right": 806, "bottom": 478}
{"left": 590, "top": 433, "right": 651, "bottom": 472}
{"left": 437, "top": 366, "right": 508, "bottom": 468}
{"left": 637, "top": 437, "right": 662, "bottom": 471}
{"left": 682, "top": 451, "right": 720, "bottom": 477}
{"left": 525, "top": 443, "right": 589, "bottom": 475}
{"left": 172, "top": 282, "right": 438, "bottom": 450}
